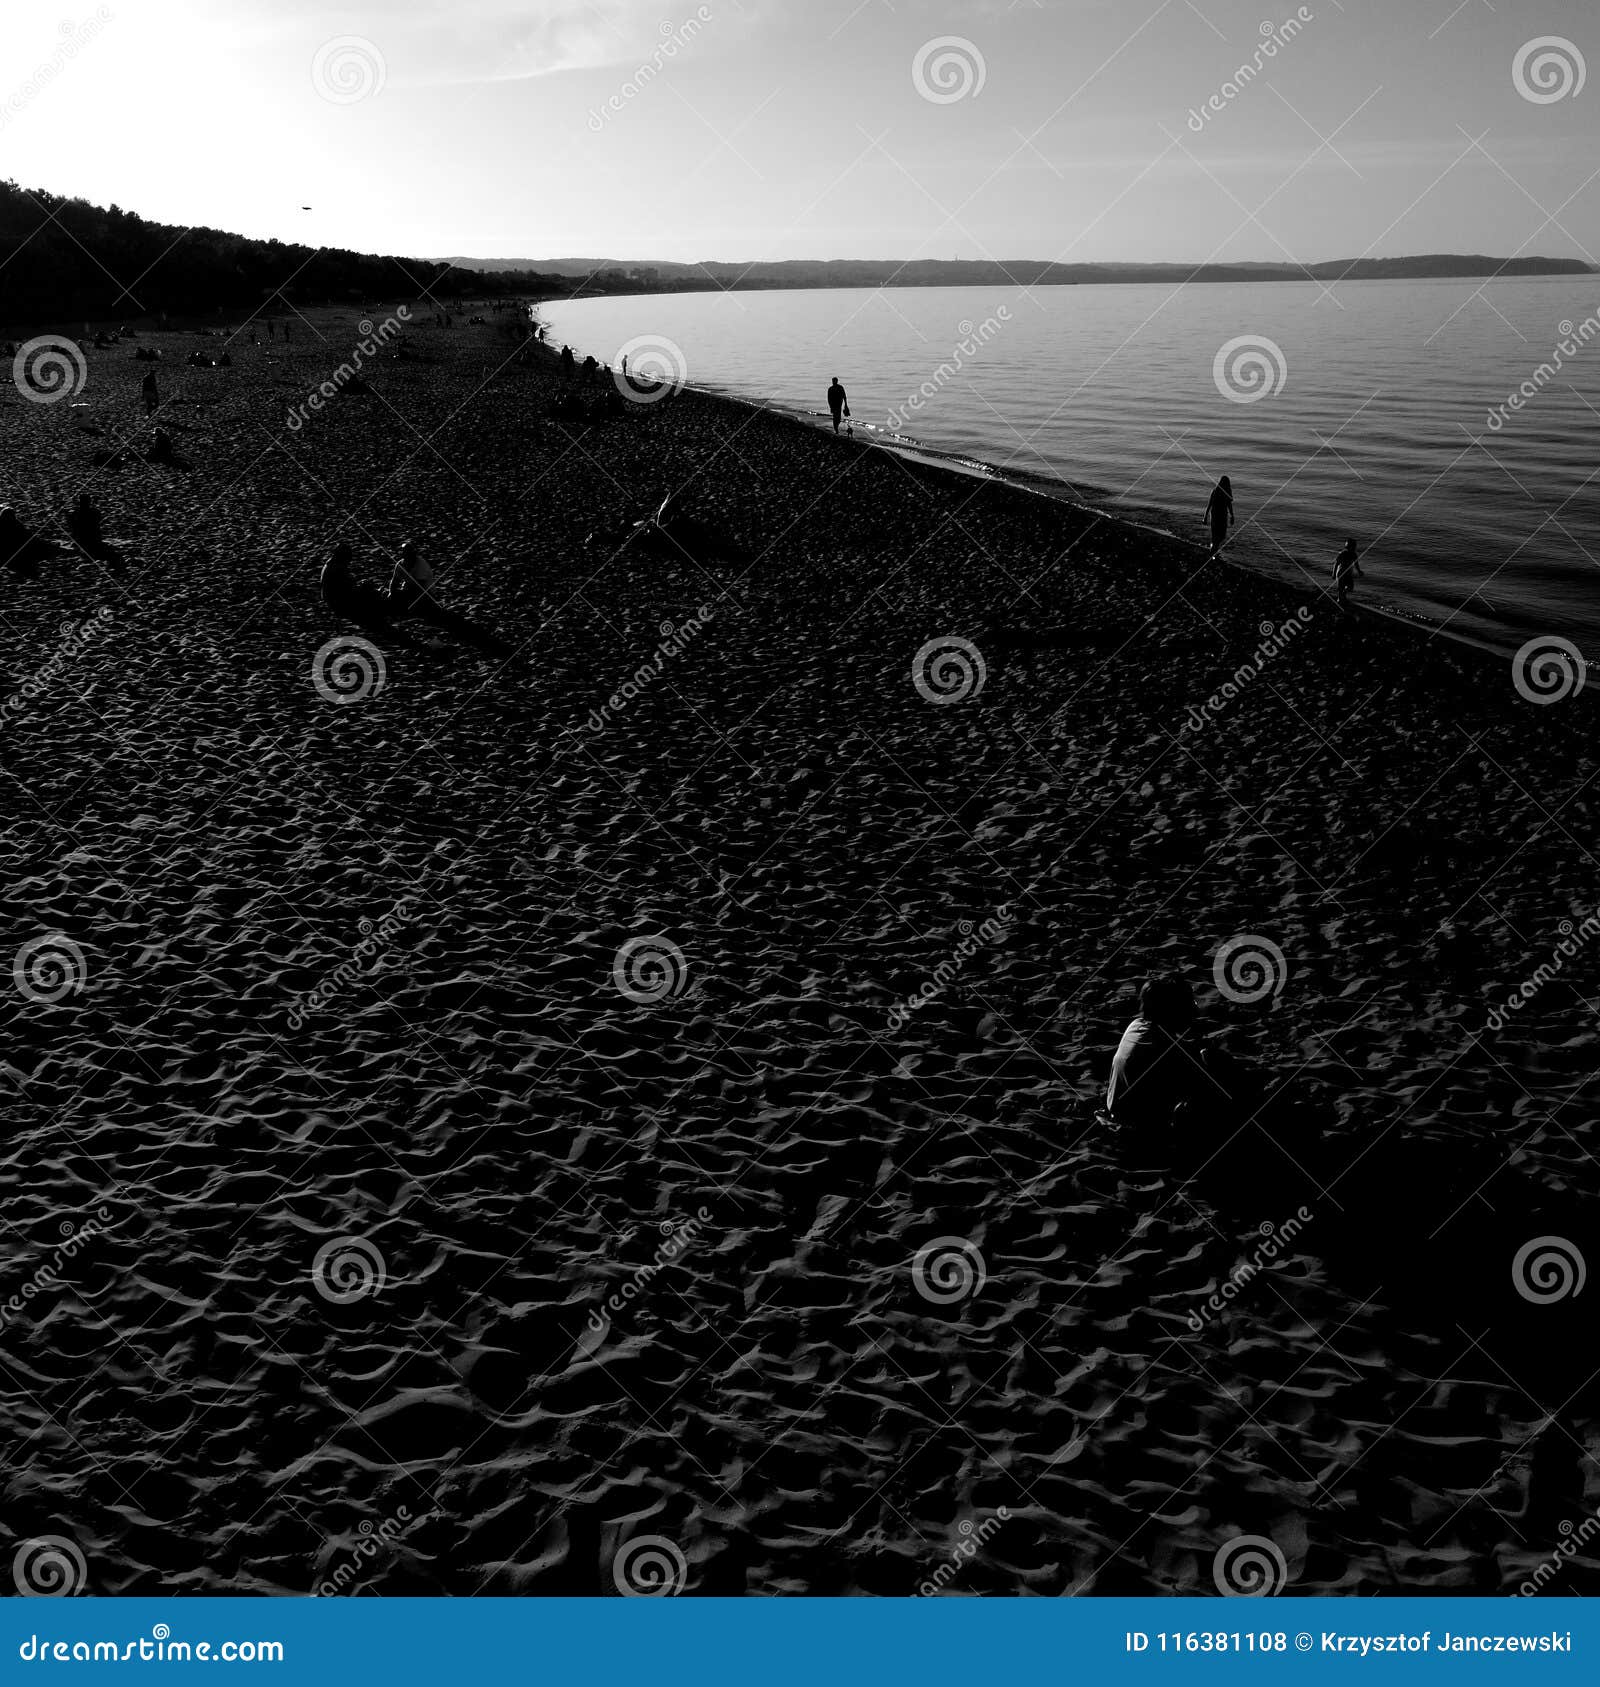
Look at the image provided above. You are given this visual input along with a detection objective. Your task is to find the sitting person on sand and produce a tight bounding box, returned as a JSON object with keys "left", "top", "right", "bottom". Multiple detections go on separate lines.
{"left": 386, "top": 539, "right": 436, "bottom": 616}
{"left": 1106, "top": 975, "right": 1261, "bottom": 1132}
{"left": 0, "top": 505, "right": 59, "bottom": 575}
{"left": 377, "top": 539, "right": 512, "bottom": 658}
{"left": 66, "top": 493, "right": 124, "bottom": 572}
{"left": 618, "top": 490, "right": 746, "bottom": 566}
{"left": 320, "top": 541, "right": 392, "bottom": 624}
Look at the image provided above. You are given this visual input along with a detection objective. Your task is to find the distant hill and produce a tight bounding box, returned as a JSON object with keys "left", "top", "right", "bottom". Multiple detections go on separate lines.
{"left": 445, "top": 254, "right": 1595, "bottom": 291}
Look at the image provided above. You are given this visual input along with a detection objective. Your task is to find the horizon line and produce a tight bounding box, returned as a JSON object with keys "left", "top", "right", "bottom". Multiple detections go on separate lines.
{"left": 439, "top": 251, "right": 1596, "bottom": 271}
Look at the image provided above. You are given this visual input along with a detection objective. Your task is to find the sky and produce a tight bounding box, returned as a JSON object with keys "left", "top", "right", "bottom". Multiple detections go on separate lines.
{"left": 2, "top": 0, "right": 1597, "bottom": 266}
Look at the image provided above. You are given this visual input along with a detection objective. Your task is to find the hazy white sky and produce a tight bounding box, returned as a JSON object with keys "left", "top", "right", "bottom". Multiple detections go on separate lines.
{"left": 3, "top": 0, "right": 1597, "bottom": 264}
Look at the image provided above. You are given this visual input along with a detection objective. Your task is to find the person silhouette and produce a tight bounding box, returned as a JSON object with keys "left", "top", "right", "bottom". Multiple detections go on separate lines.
{"left": 383, "top": 538, "right": 513, "bottom": 658}
{"left": 827, "top": 376, "right": 848, "bottom": 434}
{"left": 1106, "top": 974, "right": 1264, "bottom": 1139}
{"left": 67, "top": 493, "right": 123, "bottom": 572}
{"left": 1107, "top": 976, "right": 1204, "bottom": 1129}
{"left": 386, "top": 538, "right": 435, "bottom": 616}
{"left": 1334, "top": 538, "right": 1363, "bottom": 611}
{"left": 1204, "top": 475, "right": 1233, "bottom": 559}
{"left": 0, "top": 505, "right": 58, "bottom": 575}
{"left": 560, "top": 345, "right": 576, "bottom": 381}
{"left": 141, "top": 370, "right": 160, "bottom": 416}
{"left": 320, "top": 541, "right": 391, "bottom": 624}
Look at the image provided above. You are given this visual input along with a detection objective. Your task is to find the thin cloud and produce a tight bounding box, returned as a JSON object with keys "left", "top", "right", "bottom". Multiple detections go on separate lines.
{"left": 292, "top": 0, "right": 738, "bottom": 84}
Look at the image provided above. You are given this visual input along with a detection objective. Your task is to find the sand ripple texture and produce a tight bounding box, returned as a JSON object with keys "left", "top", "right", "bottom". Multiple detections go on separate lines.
{"left": 0, "top": 311, "right": 1596, "bottom": 1595}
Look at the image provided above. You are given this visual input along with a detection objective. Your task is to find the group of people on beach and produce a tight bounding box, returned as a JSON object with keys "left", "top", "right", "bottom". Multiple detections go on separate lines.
{"left": 1, "top": 494, "right": 123, "bottom": 577}
{"left": 1205, "top": 474, "right": 1366, "bottom": 611}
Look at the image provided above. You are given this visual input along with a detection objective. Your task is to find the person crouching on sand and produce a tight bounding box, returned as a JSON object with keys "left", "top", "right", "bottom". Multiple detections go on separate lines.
{"left": 1107, "top": 977, "right": 1204, "bottom": 1129}
{"left": 1204, "top": 475, "right": 1233, "bottom": 559}
{"left": 827, "top": 375, "right": 848, "bottom": 435}
{"left": 1106, "top": 975, "right": 1262, "bottom": 1133}
{"left": 1333, "top": 538, "right": 1363, "bottom": 611}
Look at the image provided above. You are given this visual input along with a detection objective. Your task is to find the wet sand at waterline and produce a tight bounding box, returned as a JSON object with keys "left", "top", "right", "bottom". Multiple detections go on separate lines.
{"left": 1, "top": 309, "right": 1597, "bottom": 1595}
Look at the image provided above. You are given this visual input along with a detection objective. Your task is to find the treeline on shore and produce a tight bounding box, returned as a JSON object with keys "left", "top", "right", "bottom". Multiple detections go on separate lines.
{"left": 0, "top": 182, "right": 573, "bottom": 324}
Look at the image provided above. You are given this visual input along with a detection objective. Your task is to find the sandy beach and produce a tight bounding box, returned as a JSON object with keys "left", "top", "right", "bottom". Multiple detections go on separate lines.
{"left": 2, "top": 306, "right": 1597, "bottom": 1596}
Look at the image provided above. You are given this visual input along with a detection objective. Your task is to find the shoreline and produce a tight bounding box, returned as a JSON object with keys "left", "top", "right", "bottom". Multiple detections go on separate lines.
{"left": 533, "top": 307, "right": 1569, "bottom": 678}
